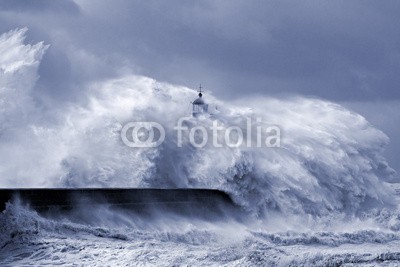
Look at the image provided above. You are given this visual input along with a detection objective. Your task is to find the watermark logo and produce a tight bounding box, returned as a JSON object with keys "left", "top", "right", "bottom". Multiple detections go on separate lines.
{"left": 121, "top": 117, "right": 280, "bottom": 148}
{"left": 121, "top": 122, "right": 165, "bottom": 147}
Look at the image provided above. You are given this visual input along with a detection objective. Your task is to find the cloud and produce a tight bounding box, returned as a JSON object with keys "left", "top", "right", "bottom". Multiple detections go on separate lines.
{"left": 0, "top": 0, "right": 399, "bottom": 101}
{"left": 0, "top": 0, "right": 79, "bottom": 14}
{"left": 70, "top": 0, "right": 400, "bottom": 101}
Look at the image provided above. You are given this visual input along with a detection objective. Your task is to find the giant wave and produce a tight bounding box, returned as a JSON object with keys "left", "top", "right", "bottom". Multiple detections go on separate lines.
{"left": 0, "top": 28, "right": 397, "bottom": 217}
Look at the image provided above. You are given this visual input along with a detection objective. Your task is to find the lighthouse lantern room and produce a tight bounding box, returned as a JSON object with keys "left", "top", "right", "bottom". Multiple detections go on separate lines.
{"left": 192, "top": 84, "right": 209, "bottom": 117}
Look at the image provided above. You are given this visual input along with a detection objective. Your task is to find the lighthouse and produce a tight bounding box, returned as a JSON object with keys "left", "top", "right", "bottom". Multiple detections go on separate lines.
{"left": 192, "top": 84, "right": 209, "bottom": 117}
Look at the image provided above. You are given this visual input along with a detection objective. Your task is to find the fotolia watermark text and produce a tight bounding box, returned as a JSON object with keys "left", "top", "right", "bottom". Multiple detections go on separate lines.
{"left": 121, "top": 117, "right": 280, "bottom": 148}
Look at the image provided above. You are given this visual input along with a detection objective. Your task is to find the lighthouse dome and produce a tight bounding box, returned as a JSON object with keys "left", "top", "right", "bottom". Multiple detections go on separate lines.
{"left": 193, "top": 97, "right": 205, "bottom": 105}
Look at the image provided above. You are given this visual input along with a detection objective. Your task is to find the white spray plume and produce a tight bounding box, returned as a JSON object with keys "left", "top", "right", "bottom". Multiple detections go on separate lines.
{"left": 0, "top": 28, "right": 397, "bottom": 217}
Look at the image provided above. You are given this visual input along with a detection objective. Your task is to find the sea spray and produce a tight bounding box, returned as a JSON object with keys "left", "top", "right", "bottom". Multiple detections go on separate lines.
{"left": 0, "top": 28, "right": 397, "bottom": 219}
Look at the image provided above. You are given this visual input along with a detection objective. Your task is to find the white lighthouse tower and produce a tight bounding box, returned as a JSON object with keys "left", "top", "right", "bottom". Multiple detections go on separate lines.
{"left": 192, "top": 84, "right": 209, "bottom": 117}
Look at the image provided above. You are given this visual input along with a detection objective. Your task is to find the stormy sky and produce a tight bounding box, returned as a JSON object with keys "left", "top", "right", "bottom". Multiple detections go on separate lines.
{"left": 0, "top": 0, "right": 399, "bottom": 169}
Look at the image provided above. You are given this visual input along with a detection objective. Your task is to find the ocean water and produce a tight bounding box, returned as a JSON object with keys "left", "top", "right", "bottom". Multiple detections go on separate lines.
{"left": 1, "top": 28, "right": 400, "bottom": 266}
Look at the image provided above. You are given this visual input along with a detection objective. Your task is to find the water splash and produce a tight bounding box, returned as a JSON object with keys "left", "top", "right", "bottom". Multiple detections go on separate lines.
{"left": 0, "top": 28, "right": 397, "bottom": 218}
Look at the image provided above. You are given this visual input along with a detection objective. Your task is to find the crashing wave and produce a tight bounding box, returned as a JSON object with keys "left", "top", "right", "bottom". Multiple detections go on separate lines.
{"left": 0, "top": 28, "right": 397, "bottom": 218}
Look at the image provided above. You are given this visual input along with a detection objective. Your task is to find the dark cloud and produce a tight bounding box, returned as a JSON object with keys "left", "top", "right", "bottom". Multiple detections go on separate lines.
{"left": 0, "top": 0, "right": 80, "bottom": 15}
{"left": 75, "top": 1, "right": 400, "bottom": 101}
{"left": 2, "top": 0, "right": 400, "bottom": 101}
